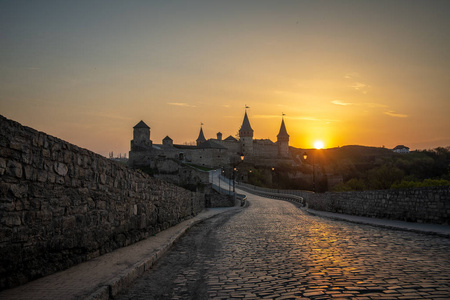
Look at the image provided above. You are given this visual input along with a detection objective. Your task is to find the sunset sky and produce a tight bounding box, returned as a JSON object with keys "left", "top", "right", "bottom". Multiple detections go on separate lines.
{"left": 1, "top": 1, "right": 449, "bottom": 157}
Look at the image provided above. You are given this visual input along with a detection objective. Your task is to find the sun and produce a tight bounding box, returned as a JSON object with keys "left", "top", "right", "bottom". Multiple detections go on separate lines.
{"left": 314, "top": 140, "right": 324, "bottom": 149}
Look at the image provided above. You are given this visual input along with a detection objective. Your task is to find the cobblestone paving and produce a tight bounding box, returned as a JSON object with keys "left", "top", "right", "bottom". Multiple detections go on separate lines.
{"left": 117, "top": 193, "right": 450, "bottom": 299}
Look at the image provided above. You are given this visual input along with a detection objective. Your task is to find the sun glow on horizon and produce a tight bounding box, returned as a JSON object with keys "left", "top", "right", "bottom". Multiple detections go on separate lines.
{"left": 314, "top": 140, "right": 324, "bottom": 149}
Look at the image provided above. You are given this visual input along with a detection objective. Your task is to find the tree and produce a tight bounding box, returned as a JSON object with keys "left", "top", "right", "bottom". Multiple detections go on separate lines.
{"left": 368, "top": 165, "right": 404, "bottom": 190}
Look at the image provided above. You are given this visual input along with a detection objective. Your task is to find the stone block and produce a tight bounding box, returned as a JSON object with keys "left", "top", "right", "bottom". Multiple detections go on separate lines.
{"left": 96, "top": 201, "right": 107, "bottom": 210}
{"left": 42, "top": 148, "right": 50, "bottom": 158}
{"left": 0, "top": 158, "right": 6, "bottom": 176}
{"left": 0, "top": 182, "right": 9, "bottom": 197}
{"left": 62, "top": 216, "right": 76, "bottom": 231}
{"left": 23, "top": 165, "right": 36, "bottom": 181}
{"left": 54, "top": 162, "right": 68, "bottom": 176}
{"left": 9, "top": 184, "right": 28, "bottom": 199}
{"left": 50, "top": 206, "right": 65, "bottom": 217}
{"left": 47, "top": 172, "right": 56, "bottom": 183}
{"left": 6, "top": 160, "right": 22, "bottom": 178}
{"left": 75, "top": 214, "right": 86, "bottom": 227}
{"left": 36, "top": 211, "right": 53, "bottom": 225}
{"left": 10, "top": 139, "right": 26, "bottom": 151}
{"left": 0, "top": 146, "right": 21, "bottom": 160}
{"left": 0, "top": 201, "right": 15, "bottom": 212}
{"left": 1, "top": 214, "right": 21, "bottom": 227}
{"left": 99, "top": 173, "right": 107, "bottom": 184}
{"left": 51, "top": 142, "right": 61, "bottom": 153}
{"left": 0, "top": 227, "right": 13, "bottom": 242}
{"left": 55, "top": 176, "right": 65, "bottom": 184}
{"left": 63, "top": 151, "right": 72, "bottom": 164}
{"left": 69, "top": 204, "right": 88, "bottom": 215}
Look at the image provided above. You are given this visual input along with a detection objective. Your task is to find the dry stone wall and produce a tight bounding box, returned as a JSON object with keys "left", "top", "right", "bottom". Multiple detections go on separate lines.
{"left": 0, "top": 115, "right": 205, "bottom": 290}
{"left": 307, "top": 187, "right": 450, "bottom": 225}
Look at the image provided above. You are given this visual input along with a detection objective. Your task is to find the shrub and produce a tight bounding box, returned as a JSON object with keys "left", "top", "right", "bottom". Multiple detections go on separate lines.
{"left": 391, "top": 179, "right": 450, "bottom": 189}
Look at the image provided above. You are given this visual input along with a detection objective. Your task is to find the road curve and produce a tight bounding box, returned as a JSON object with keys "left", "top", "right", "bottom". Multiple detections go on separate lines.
{"left": 117, "top": 191, "right": 450, "bottom": 299}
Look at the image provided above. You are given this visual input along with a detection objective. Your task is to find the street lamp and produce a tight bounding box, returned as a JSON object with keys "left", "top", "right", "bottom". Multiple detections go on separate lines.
{"left": 303, "top": 152, "right": 315, "bottom": 192}
{"left": 272, "top": 167, "right": 279, "bottom": 193}
{"left": 233, "top": 154, "right": 245, "bottom": 202}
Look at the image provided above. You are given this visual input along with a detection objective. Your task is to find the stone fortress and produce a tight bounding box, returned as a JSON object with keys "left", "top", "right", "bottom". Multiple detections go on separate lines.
{"left": 128, "top": 109, "right": 298, "bottom": 170}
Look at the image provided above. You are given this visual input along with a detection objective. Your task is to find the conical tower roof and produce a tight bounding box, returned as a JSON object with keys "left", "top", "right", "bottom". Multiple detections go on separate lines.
{"left": 239, "top": 111, "right": 254, "bottom": 138}
{"left": 277, "top": 118, "right": 289, "bottom": 138}
{"left": 196, "top": 126, "right": 206, "bottom": 143}
{"left": 240, "top": 111, "right": 253, "bottom": 132}
{"left": 134, "top": 120, "right": 150, "bottom": 129}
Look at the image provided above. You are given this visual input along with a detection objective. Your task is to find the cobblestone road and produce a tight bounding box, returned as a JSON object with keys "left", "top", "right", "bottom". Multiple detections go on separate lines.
{"left": 117, "top": 193, "right": 450, "bottom": 299}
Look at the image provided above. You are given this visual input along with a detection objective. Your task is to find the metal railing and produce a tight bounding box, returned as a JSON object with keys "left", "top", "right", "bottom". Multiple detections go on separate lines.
{"left": 236, "top": 182, "right": 305, "bottom": 206}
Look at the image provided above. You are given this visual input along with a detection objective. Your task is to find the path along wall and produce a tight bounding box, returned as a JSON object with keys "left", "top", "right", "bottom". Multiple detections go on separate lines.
{"left": 238, "top": 182, "right": 449, "bottom": 225}
{"left": 0, "top": 115, "right": 205, "bottom": 290}
{"left": 307, "top": 187, "right": 450, "bottom": 225}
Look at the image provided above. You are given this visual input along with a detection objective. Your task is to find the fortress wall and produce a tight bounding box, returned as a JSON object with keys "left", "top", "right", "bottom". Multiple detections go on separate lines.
{"left": 188, "top": 148, "right": 230, "bottom": 168}
{"left": 0, "top": 115, "right": 205, "bottom": 290}
{"left": 307, "top": 187, "right": 450, "bottom": 225}
{"left": 253, "top": 143, "right": 278, "bottom": 157}
{"left": 238, "top": 182, "right": 449, "bottom": 225}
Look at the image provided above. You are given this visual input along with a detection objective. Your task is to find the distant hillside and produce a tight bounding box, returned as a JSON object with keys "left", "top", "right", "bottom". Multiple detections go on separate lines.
{"left": 291, "top": 145, "right": 450, "bottom": 191}
{"left": 291, "top": 145, "right": 394, "bottom": 166}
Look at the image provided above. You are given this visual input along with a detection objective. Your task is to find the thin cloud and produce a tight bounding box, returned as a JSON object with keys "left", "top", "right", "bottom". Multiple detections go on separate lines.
{"left": 303, "top": 116, "right": 340, "bottom": 123}
{"left": 289, "top": 115, "right": 340, "bottom": 123}
{"left": 344, "top": 72, "right": 360, "bottom": 80}
{"left": 331, "top": 100, "right": 387, "bottom": 108}
{"left": 167, "top": 102, "right": 196, "bottom": 107}
{"left": 384, "top": 111, "right": 408, "bottom": 118}
{"left": 253, "top": 114, "right": 340, "bottom": 124}
{"left": 332, "top": 100, "right": 353, "bottom": 106}
{"left": 343, "top": 73, "right": 371, "bottom": 94}
{"left": 350, "top": 82, "right": 370, "bottom": 94}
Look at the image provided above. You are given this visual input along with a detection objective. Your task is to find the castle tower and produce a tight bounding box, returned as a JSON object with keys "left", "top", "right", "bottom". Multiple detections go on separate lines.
{"left": 196, "top": 125, "right": 206, "bottom": 146}
{"left": 277, "top": 116, "right": 290, "bottom": 157}
{"left": 131, "top": 120, "right": 152, "bottom": 150}
{"left": 239, "top": 110, "right": 254, "bottom": 155}
{"left": 163, "top": 136, "right": 173, "bottom": 146}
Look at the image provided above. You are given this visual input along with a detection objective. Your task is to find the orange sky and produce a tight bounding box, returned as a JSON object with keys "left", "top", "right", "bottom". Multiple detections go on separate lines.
{"left": 1, "top": 1, "right": 449, "bottom": 157}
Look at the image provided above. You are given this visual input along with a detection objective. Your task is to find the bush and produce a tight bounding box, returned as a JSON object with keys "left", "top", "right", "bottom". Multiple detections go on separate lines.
{"left": 391, "top": 179, "right": 450, "bottom": 189}
{"left": 331, "top": 178, "right": 366, "bottom": 192}
{"left": 368, "top": 165, "right": 404, "bottom": 190}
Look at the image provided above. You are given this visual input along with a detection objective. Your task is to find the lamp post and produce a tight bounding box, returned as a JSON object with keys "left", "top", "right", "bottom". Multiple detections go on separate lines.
{"left": 303, "top": 151, "right": 315, "bottom": 192}
{"left": 271, "top": 167, "right": 277, "bottom": 192}
{"left": 233, "top": 167, "right": 237, "bottom": 195}
{"left": 233, "top": 154, "right": 245, "bottom": 202}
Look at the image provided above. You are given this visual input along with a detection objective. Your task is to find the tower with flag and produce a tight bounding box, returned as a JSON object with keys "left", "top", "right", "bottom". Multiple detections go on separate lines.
{"left": 239, "top": 106, "right": 254, "bottom": 156}
{"left": 277, "top": 113, "right": 290, "bottom": 157}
